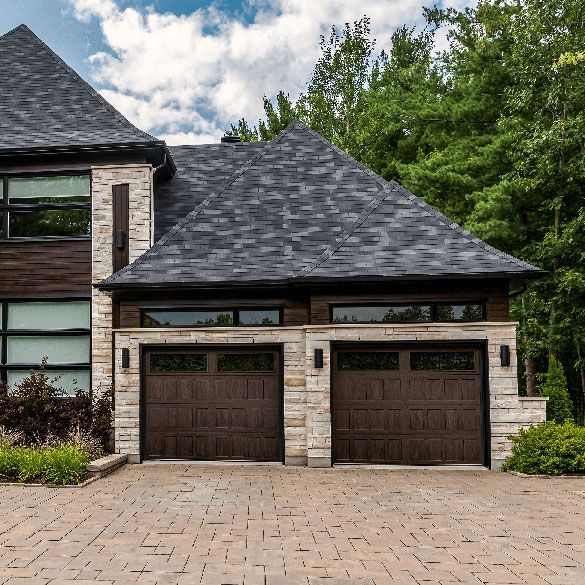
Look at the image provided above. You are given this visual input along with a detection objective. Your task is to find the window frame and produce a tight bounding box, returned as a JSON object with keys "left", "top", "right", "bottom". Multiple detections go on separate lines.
{"left": 140, "top": 306, "right": 284, "bottom": 328}
{"left": 329, "top": 301, "right": 486, "bottom": 324}
{"left": 0, "top": 297, "right": 92, "bottom": 395}
{"left": 0, "top": 170, "right": 92, "bottom": 241}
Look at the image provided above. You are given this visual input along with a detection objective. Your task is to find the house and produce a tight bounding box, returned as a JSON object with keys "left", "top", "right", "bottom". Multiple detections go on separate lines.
{"left": 0, "top": 24, "right": 548, "bottom": 468}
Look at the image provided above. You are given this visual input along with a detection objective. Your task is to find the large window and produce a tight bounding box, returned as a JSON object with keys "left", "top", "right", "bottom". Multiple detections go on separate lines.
{"left": 0, "top": 174, "right": 91, "bottom": 238}
{"left": 331, "top": 302, "right": 485, "bottom": 324}
{"left": 0, "top": 300, "right": 91, "bottom": 396}
{"left": 141, "top": 307, "right": 283, "bottom": 327}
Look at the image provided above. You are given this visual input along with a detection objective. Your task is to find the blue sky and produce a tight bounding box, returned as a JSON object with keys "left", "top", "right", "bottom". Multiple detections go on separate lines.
{"left": 0, "top": 0, "right": 471, "bottom": 144}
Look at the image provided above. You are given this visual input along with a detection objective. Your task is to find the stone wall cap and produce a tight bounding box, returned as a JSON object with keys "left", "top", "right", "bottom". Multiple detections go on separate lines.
{"left": 91, "top": 163, "right": 153, "bottom": 170}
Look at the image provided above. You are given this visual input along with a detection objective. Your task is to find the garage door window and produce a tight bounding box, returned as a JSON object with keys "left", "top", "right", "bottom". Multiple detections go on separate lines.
{"left": 217, "top": 353, "right": 275, "bottom": 372}
{"left": 150, "top": 354, "right": 208, "bottom": 373}
{"left": 337, "top": 351, "right": 399, "bottom": 370}
{"left": 410, "top": 351, "right": 475, "bottom": 371}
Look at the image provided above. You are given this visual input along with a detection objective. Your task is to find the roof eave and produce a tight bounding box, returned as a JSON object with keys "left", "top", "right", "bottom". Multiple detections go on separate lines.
{"left": 95, "top": 269, "right": 544, "bottom": 292}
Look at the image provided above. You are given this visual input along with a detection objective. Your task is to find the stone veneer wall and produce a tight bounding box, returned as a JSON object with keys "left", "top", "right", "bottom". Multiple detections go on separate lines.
{"left": 113, "top": 322, "right": 547, "bottom": 466}
{"left": 91, "top": 165, "right": 153, "bottom": 395}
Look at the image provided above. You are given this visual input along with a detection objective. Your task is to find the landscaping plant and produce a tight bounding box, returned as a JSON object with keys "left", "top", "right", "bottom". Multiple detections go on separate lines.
{"left": 0, "top": 444, "right": 91, "bottom": 486}
{"left": 539, "top": 356, "right": 574, "bottom": 423}
{"left": 502, "top": 421, "right": 585, "bottom": 475}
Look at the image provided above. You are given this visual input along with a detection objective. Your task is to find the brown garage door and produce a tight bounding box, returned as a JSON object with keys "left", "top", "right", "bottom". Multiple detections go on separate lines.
{"left": 332, "top": 345, "right": 484, "bottom": 465}
{"left": 143, "top": 347, "right": 281, "bottom": 461}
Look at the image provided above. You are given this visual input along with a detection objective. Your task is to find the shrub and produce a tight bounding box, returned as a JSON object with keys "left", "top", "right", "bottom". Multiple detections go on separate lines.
{"left": 42, "top": 445, "right": 92, "bottom": 486}
{"left": 539, "top": 356, "right": 574, "bottom": 423}
{"left": 0, "top": 364, "right": 113, "bottom": 452}
{"left": 0, "top": 444, "right": 92, "bottom": 485}
{"left": 502, "top": 421, "right": 585, "bottom": 475}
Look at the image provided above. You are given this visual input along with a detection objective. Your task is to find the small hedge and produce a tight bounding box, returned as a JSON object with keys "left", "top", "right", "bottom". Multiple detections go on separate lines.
{"left": 502, "top": 421, "right": 585, "bottom": 475}
{"left": 0, "top": 444, "right": 92, "bottom": 485}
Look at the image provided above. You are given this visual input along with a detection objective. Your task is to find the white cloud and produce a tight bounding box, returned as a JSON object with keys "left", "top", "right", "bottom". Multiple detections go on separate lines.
{"left": 69, "top": 0, "right": 451, "bottom": 144}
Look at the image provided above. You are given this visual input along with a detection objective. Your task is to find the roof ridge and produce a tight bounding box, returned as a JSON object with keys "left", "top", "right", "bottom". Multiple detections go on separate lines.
{"left": 9, "top": 25, "right": 156, "bottom": 143}
{"left": 293, "top": 120, "right": 388, "bottom": 189}
{"left": 101, "top": 121, "right": 299, "bottom": 284}
{"left": 387, "top": 180, "right": 537, "bottom": 271}
{"left": 297, "top": 184, "right": 394, "bottom": 277}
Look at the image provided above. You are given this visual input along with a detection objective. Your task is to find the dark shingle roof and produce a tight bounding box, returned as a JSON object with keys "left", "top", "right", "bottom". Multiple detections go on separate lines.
{"left": 99, "top": 120, "right": 540, "bottom": 289}
{"left": 0, "top": 25, "right": 160, "bottom": 152}
{"left": 156, "top": 142, "right": 267, "bottom": 239}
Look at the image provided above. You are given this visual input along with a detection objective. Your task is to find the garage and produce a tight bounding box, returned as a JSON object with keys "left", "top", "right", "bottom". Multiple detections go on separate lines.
{"left": 142, "top": 346, "right": 282, "bottom": 461}
{"left": 332, "top": 344, "right": 485, "bottom": 465}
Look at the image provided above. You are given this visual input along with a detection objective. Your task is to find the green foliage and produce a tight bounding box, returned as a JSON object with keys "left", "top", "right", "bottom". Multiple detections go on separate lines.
{"left": 0, "top": 444, "right": 91, "bottom": 485}
{"left": 502, "top": 421, "right": 585, "bottom": 475}
{"left": 42, "top": 445, "right": 92, "bottom": 486}
{"left": 540, "top": 356, "right": 574, "bottom": 423}
{"left": 0, "top": 365, "right": 113, "bottom": 451}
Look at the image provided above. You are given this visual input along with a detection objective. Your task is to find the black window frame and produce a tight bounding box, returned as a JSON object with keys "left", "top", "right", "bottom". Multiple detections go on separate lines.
{"left": 329, "top": 301, "right": 486, "bottom": 324}
{"left": 0, "top": 297, "right": 92, "bottom": 396}
{"left": 0, "top": 170, "right": 92, "bottom": 241}
{"left": 140, "top": 306, "right": 284, "bottom": 328}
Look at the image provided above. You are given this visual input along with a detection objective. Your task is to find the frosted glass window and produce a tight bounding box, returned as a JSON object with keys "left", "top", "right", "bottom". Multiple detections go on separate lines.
{"left": 8, "top": 175, "right": 90, "bottom": 204}
{"left": 8, "top": 301, "right": 90, "bottom": 330}
{"left": 7, "top": 336, "right": 90, "bottom": 365}
{"left": 7, "top": 369, "right": 90, "bottom": 396}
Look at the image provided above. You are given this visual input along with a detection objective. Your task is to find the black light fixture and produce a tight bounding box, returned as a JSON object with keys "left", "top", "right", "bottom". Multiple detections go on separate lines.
{"left": 314, "top": 348, "right": 324, "bottom": 368}
{"left": 121, "top": 348, "right": 130, "bottom": 369}
{"left": 500, "top": 345, "right": 510, "bottom": 367}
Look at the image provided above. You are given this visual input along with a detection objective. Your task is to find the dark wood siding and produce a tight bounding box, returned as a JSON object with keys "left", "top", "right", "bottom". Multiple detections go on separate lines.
{"left": 116, "top": 280, "right": 510, "bottom": 328}
{"left": 112, "top": 184, "right": 129, "bottom": 272}
{"left": 0, "top": 239, "right": 91, "bottom": 297}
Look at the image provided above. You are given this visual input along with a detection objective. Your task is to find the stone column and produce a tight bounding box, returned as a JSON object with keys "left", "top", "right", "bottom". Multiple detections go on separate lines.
{"left": 91, "top": 164, "right": 152, "bottom": 395}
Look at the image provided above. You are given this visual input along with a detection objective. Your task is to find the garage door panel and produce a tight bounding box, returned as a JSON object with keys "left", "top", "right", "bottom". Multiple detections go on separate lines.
{"left": 333, "top": 345, "right": 483, "bottom": 465}
{"left": 144, "top": 348, "right": 281, "bottom": 461}
{"left": 427, "top": 409, "right": 445, "bottom": 431}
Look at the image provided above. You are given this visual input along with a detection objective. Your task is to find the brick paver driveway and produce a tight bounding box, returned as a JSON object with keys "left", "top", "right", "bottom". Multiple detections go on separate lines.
{"left": 1, "top": 465, "right": 584, "bottom": 585}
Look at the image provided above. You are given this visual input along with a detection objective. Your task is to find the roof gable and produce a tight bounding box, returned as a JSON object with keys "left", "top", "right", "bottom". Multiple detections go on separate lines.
{"left": 0, "top": 25, "right": 158, "bottom": 152}
{"left": 100, "top": 120, "right": 539, "bottom": 289}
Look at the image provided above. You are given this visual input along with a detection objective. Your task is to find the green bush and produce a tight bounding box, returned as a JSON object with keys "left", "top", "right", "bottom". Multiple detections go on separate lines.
{"left": 42, "top": 445, "right": 92, "bottom": 486}
{"left": 539, "top": 356, "right": 574, "bottom": 423}
{"left": 0, "top": 444, "right": 91, "bottom": 485}
{"left": 502, "top": 421, "right": 585, "bottom": 475}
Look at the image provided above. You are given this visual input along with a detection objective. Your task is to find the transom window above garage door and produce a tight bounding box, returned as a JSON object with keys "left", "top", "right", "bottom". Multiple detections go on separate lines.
{"left": 331, "top": 302, "right": 484, "bottom": 324}
{"left": 0, "top": 300, "right": 91, "bottom": 396}
{"left": 141, "top": 307, "right": 282, "bottom": 327}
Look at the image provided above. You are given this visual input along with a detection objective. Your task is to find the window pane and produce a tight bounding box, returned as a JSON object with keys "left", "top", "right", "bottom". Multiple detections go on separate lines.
{"left": 7, "top": 369, "right": 90, "bottom": 397}
{"left": 150, "top": 354, "right": 207, "bottom": 373}
{"left": 332, "top": 305, "right": 432, "bottom": 323}
{"left": 410, "top": 351, "right": 475, "bottom": 371}
{"left": 8, "top": 175, "right": 90, "bottom": 204}
{"left": 217, "top": 353, "right": 275, "bottom": 372}
{"left": 142, "top": 310, "right": 234, "bottom": 327}
{"left": 436, "top": 304, "right": 483, "bottom": 321}
{"left": 8, "top": 301, "right": 90, "bottom": 330}
{"left": 9, "top": 208, "right": 90, "bottom": 237}
{"left": 337, "top": 351, "right": 399, "bottom": 371}
{"left": 238, "top": 309, "right": 281, "bottom": 326}
{"left": 6, "top": 336, "right": 90, "bottom": 365}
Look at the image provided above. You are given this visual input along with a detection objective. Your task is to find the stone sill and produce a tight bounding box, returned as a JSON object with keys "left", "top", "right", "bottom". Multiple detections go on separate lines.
{"left": 113, "top": 321, "right": 519, "bottom": 334}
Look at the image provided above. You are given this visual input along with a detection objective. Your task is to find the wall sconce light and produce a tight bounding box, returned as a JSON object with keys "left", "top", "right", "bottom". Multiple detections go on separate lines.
{"left": 121, "top": 348, "right": 130, "bottom": 369}
{"left": 500, "top": 345, "right": 510, "bottom": 367}
{"left": 314, "top": 348, "right": 324, "bottom": 368}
